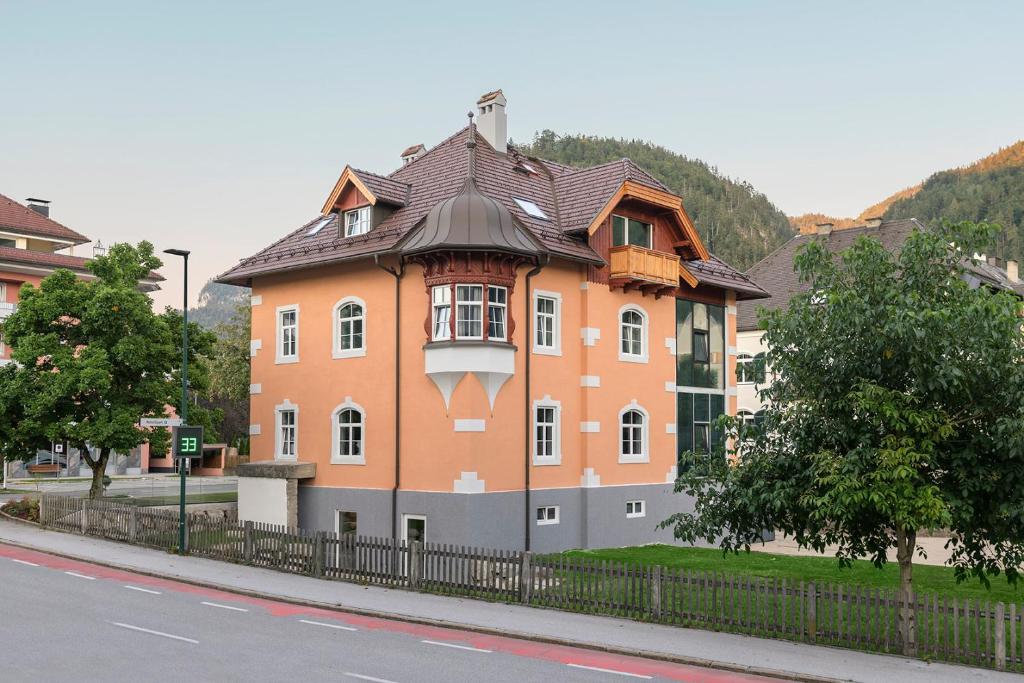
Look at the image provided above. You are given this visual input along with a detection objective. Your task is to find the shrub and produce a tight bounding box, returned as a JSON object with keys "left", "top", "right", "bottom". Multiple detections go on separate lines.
{"left": 1, "top": 496, "right": 40, "bottom": 523}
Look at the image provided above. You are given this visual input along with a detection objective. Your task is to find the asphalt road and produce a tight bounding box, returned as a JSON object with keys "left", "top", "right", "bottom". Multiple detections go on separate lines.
{"left": 0, "top": 544, "right": 784, "bottom": 683}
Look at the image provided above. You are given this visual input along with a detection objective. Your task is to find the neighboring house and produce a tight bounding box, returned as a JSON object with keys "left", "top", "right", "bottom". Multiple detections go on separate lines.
{"left": 218, "top": 90, "right": 768, "bottom": 552}
{"left": 736, "top": 217, "right": 1024, "bottom": 418}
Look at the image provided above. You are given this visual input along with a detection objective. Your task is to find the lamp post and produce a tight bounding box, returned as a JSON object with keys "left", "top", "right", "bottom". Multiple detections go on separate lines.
{"left": 164, "top": 248, "right": 190, "bottom": 554}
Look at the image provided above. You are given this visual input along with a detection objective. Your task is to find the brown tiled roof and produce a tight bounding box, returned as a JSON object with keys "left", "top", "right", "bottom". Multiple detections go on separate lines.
{"left": 686, "top": 255, "right": 768, "bottom": 300}
{"left": 0, "top": 194, "right": 90, "bottom": 245}
{"left": 554, "top": 159, "right": 669, "bottom": 232}
{"left": 350, "top": 169, "right": 410, "bottom": 207}
{"left": 736, "top": 218, "right": 1024, "bottom": 331}
{"left": 0, "top": 246, "right": 165, "bottom": 283}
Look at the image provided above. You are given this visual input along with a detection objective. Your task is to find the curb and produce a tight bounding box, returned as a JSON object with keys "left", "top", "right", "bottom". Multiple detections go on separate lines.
{"left": 0, "top": 526, "right": 845, "bottom": 683}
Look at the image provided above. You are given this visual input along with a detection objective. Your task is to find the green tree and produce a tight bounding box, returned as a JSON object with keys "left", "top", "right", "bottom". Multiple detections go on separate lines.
{"left": 204, "top": 302, "right": 250, "bottom": 451}
{"left": 665, "top": 220, "right": 1024, "bottom": 654}
{"left": 0, "top": 242, "right": 208, "bottom": 498}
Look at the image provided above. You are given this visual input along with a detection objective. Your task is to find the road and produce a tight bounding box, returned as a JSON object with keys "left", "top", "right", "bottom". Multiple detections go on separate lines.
{"left": 0, "top": 543, "right": 785, "bottom": 683}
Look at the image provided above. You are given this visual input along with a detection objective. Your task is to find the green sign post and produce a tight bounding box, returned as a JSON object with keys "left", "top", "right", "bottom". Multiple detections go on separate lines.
{"left": 173, "top": 426, "right": 204, "bottom": 459}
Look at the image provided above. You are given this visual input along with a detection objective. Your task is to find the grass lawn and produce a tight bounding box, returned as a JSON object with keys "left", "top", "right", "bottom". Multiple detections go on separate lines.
{"left": 106, "top": 491, "right": 238, "bottom": 506}
{"left": 562, "top": 545, "right": 1024, "bottom": 604}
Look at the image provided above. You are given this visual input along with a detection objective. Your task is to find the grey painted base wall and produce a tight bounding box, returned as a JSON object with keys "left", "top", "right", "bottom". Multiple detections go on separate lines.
{"left": 297, "top": 483, "right": 696, "bottom": 553}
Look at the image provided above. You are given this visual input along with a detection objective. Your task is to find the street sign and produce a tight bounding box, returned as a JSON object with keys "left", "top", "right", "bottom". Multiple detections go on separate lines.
{"left": 172, "top": 425, "right": 204, "bottom": 459}
{"left": 141, "top": 417, "right": 183, "bottom": 428}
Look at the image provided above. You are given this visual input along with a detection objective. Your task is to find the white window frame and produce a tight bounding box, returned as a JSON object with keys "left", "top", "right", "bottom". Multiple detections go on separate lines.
{"left": 431, "top": 285, "right": 452, "bottom": 341}
{"left": 532, "top": 395, "right": 561, "bottom": 466}
{"left": 343, "top": 206, "right": 371, "bottom": 237}
{"left": 487, "top": 285, "right": 507, "bottom": 341}
{"left": 455, "top": 284, "right": 484, "bottom": 340}
{"left": 332, "top": 296, "right": 367, "bottom": 359}
{"left": 617, "top": 304, "right": 648, "bottom": 363}
{"left": 330, "top": 397, "right": 366, "bottom": 465}
{"left": 536, "top": 505, "right": 560, "bottom": 526}
{"left": 612, "top": 214, "right": 653, "bottom": 249}
{"left": 626, "top": 500, "right": 646, "bottom": 519}
{"left": 618, "top": 401, "right": 650, "bottom": 464}
{"left": 274, "top": 400, "right": 298, "bottom": 461}
{"left": 532, "top": 290, "right": 562, "bottom": 356}
{"left": 736, "top": 352, "right": 754, "bottom": 384}
{"left": 275, "top": 304, "right": 300, "bottom": 364}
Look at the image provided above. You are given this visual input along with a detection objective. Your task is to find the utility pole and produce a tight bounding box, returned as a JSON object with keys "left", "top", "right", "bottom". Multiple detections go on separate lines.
{"left": 164, "top": 248, "right": 190, "bottom": 554}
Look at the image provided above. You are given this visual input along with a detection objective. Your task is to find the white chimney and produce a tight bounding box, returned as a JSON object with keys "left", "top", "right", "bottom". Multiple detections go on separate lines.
{"left": 1007, "top": 260, "right": 1019, "bottom": 283}
{"left": 476, "top": 89, "right": 507, "bottom": 153}
{"left": 400, "top": 143, "right": 425, "bottom": 166}
{"left": 864, "top": 216, "right": 883, "bottom": 228}
{"left": 815, "top": 222, "right": 834, "bottom": 236}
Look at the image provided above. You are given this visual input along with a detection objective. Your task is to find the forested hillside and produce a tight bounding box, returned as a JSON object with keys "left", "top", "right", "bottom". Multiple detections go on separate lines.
{"left": 519, "top": 131, "right": 794, "bottom": 270}
{"left": 188, "top": 279, "right": 250, "bottom": 329}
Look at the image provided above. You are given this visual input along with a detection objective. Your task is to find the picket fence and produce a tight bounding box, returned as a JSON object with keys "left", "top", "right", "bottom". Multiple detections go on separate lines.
{"left": 37, "top": 493, "right": 1023, "bottom": 671}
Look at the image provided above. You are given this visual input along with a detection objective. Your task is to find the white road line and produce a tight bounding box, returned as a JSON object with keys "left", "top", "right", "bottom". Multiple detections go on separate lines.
{"left": 299, "top": 619, "right": 357, "bottom": 631}
{"left": 112, "top": 622, "right": 198, "bottom": 644}
{"left": 566, "top": 663, "right": 652, "bottom": 679}
{"left": 11, "top": 559, "right": 40, "bottom": 567}
{"left": 124, "top": 585, "right": 162, "bottom": 595}
{"left": 200, "top": 601, "right": 248, "bottom": 612}
{"left": 64, "top": 571, "right": 96, "bottom": 580}
{"left": 344, "top": 673, "right": 398, "bottom": 683}
{"left": 420, "top": 640, "right": 492, "bottom": 653}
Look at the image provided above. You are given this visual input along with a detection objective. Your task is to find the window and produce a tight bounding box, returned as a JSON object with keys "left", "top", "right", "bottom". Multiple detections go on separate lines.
{"left": 334, "top": 297, "right": 366, "bottom": 359}
{"left": 337, "top": 511, "right": 357, "bottom": 536}
{"left": 456, "top": 285, "right": 483, "bottom": 339}
{"left": 307, "top": 215, "right": 333, "bottom": 236}
{"left": 487, "top": 286, "right": 507, "bottom": 341}
{"left": 626, "top": 500, "right": 646, "bottom": 519}
{"left": 676, "top": 300, "right": 725, "bottom": 389}
{"left": 432, "top": 286, "right": 451, "bottom": 341}
{"left": 677, "top": 393, "right": 725, "bottom": 470}
{"left": 0, "top": 238, "right": 13, "bottom": 249}
{"left": 275, "top": 404, "right": 297, "bottom": 460}
{"left": 612, "top": 215, "right": 652, "bottom": 248}
{"left": 533, "top": 291, "right": 561, "bottom": 355}
{"left": 276, "top": 306, "right": 299, "bottom": 364}
{"left": 331, "top": 400, "right": 366, "bottom": 465}
{"left": 344, "top": 206, "right": 371, "bottom": 237}
{"left": 619, "top": 306, "right": 647, "bottom": 362}
{"left": 513, "top": 197, "right": 548, "bottom": 220}
{"left": 736, "top": 352, "right": 767, "bottom": 384}
{"left": 536, "top": 505, "right": 559, "bottom": 525}
{"left": 619, "top": 404, "right": 649, "bottom": 463}
{"left": 533, "top": 397, "right": 561, "bottom": 465}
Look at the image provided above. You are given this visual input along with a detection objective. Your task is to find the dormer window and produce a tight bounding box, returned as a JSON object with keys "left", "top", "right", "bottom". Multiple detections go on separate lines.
{"left": 344, "top": 206, "right": 371, "bottom": 237}
{"left": 612, "top": 214, "right": 652, "bottom": 249}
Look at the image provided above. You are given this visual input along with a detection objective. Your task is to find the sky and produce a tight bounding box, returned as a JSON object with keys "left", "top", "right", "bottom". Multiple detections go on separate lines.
{"left": 2, "top": 1, "right": 1022, "bottom": 308}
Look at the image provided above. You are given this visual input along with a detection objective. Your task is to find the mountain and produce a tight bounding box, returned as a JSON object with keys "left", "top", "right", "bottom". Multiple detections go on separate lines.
{"left": 519, "top": 130, "right": 794, "bottom": 271}
{"left": 189, "top": 279, "right": 250, "bottom": 330}
{"left": 791, "top": 140, "right": 1024, "bottom": 259}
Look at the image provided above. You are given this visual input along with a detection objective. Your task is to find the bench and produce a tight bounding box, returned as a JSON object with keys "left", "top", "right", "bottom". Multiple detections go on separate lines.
{"left": 27, "top": 464, "right": 60, "bottom": 475}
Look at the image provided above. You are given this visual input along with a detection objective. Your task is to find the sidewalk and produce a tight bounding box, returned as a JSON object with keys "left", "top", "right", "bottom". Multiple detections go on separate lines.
{"left": 0, "top": 519, "right": 1014, "bottom": 683}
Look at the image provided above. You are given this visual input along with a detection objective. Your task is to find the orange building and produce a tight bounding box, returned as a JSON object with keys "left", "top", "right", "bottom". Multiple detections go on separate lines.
{"left": 219, "top": 91, "right": 767, "bottom": 552}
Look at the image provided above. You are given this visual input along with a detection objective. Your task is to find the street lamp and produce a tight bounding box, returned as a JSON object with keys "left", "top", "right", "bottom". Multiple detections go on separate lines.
{"left": 164, "top": 248, "right": 190, "bottom": 555}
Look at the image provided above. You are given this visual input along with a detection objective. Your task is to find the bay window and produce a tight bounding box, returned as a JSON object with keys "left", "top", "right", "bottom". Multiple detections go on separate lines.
{"left": 456, "top": 285, "right": 483, "bottom": 339}
{"left": 432, "top": 286, "right": 451, "bottom": 341}
{"left": 430, "top": 283, "right": 513, "bottom": 343}
{"left": 487, "top": 286, "right": 507, "bottom": 341}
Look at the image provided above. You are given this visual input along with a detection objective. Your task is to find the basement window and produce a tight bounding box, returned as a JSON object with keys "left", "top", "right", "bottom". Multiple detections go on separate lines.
{"left": 513, "top": 198, "right": 548, "bottom": 220}
{"left": 536, "top": 505, "right": 559, "bottom": 525}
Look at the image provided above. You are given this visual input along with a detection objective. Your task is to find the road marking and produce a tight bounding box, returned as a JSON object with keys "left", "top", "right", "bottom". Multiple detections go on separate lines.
{"left": 420, "top": 640, "right": 492, "bottom": 653}
{"left": 112, "top": 622, "right": 198, "bottom": 644}
{"left": 299, "top": 619, "right": 358, "bottom": 631}
{"left": 343, "top": 673, "right": 398, "bottom": 683}
{"left": 201, "top": 601, "right": 248, "bottom": 612}
{"left": 64, "top": 571, "right": 96, "bottom": 580}
{"left": 11, "top": 559, "right": 40, "bottom": 567}
{"left": 566, "top": 663, "right": 652, "bottom": 679}
{"left": 124, "top": 585, "right": 162, "bottom": 595}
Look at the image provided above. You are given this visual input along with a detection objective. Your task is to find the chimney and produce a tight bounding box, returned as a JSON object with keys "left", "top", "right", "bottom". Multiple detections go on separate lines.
{"left": 815, "top": 222, "right": 834, "bottom": 236}
{"left": 400, "top": 143, "right": 426, "bottom": 166}
{"left": 864, "top": 216, "right": 883, "bottom": 228}
{"left": 476, "top": 89, "right": 507, "bottom": 154}
{"left": 25, "top": 198, "right": 50, "bottom": 217}
{"left": 1007, "top": 260, "right": 1019, "bottom": 283}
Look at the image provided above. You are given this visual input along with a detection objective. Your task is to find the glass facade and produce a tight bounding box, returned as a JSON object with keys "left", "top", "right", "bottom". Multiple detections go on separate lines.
{"left": 676, "top": 299, "right": 727, "bottom": 468}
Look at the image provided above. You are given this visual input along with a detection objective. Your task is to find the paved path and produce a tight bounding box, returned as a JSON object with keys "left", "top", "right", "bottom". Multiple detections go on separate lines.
{"left": 756, "top": 535, "right": 955, "bottom": 567}
{"left": 0, "top": 520, "right": 1015, "bottom": 683}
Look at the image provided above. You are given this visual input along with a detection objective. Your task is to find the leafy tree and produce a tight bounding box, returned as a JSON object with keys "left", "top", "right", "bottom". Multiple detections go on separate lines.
{"left": 204, "top": 302, "right": 251, "bottom": 452}
{"left": 665, "top": 220, "right": 1024, "bottom": 654}
{"left": 0, "top": 242, "right": 209, "bottom": 498}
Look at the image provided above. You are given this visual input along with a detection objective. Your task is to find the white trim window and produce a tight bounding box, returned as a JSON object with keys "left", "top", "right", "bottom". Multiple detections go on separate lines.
{"left": 333, "top": 297, "right": 366, "bottom": 359}
{"left": 626, "top": 500, "right": 646, "bottom": 519}
{"left": 536, "top": 505, "right": 559, "bottom": 525}
{"left": 344, "top": 206, "right": 371, "bottom": 237}
{"left": 275, "top": 401, "right": 298, "bottom": 460}
{"left": 276, "top": 305, "right": 299, "bottom": 364}
{"left": 618, "top": 305, "right": 648, "bottom": 363}
{"left": 431, "top": 286, "right": 451, "bottom": 341}
{"left": 532, "top": 396, "right": 561, "bottom": 465}
{"left": 455, "top": 284, "right": 483, "bottom": 340}
{"left": 619, "top": 402, "right": 649, "bottom": 463}
{"left": 331, "top": 398, "right": 366, "bottom": 465}
{"left": 487, "top": 286, "right": 507, "bottom": 341}
{"left": 533, "top": 290, "right": 561, "bottom": 356}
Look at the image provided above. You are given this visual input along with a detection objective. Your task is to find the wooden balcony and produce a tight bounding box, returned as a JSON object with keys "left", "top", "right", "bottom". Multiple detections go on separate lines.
{"left": 608, "top": 245, "right": 680, "bottom": 294}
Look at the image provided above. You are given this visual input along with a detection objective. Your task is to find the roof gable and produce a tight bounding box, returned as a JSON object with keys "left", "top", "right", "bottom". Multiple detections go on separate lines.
{"left": 0, "top": 194, "right": 90, "bottom": 245}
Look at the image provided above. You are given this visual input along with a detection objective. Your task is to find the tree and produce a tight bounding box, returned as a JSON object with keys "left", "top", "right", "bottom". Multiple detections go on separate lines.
{"left": 0, "top": 242, "right": 206, "bottom": 498}
{"left": 205, "top": 302, "right": 251, "bottom": 452}
{"left": 665, "top": 220, "right": 1024, "bottom": 654}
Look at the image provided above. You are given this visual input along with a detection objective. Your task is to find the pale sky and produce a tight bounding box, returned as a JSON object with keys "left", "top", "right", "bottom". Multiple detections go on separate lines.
{"left": 2, "top": 1, "right": 1021, "bottom": 308}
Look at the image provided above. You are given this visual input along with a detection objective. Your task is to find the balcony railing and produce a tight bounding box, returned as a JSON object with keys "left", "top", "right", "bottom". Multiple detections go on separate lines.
{"left": 608, "top": 245, "right": 680, "bottom": 287}
{"left": 0, "top": 302, "right": 16, "bottom": 319}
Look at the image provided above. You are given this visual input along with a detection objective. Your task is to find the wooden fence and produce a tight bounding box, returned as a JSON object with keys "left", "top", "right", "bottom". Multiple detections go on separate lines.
{"left": 37, "top": 494, "right": 1022, "bottom": 671}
